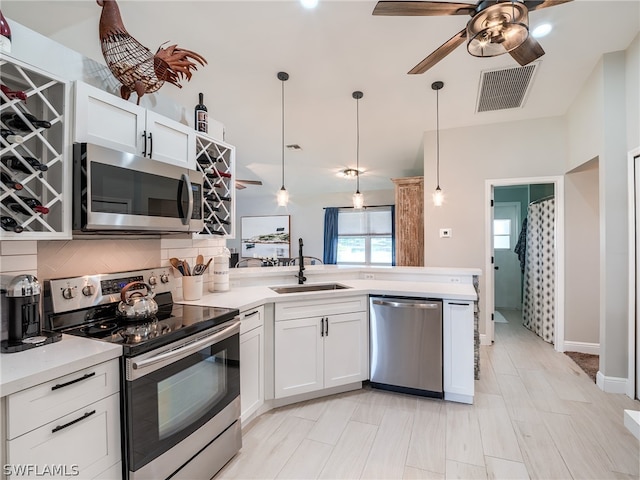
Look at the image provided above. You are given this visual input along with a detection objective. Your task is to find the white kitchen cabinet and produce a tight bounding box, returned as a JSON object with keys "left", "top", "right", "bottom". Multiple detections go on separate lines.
{"left": 274, "top": 296, "right": 368, "bottom": 399}
{"left": 4, "top": 358, "right": 121, "bottom": 479}
{"left": 239, "top": 306, "right": 264, "bottom": 423}
{"left": 443, "top": 300, "right": 474, "bottom": 404}
{"left": 74, "top": 81, "right": 195, "bottom": 169}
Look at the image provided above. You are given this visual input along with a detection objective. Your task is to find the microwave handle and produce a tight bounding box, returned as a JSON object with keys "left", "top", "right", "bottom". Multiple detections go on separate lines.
{"left": 179, "top": 173, "right": 194, "bottom": 225}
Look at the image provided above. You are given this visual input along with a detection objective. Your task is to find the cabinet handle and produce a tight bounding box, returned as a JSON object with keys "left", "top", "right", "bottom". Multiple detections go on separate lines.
{"left": 325, "top": 317, "right": 329, "bottom": 336}
{"left": 148, "top": 131, "right": 153, "bottom": 157}
{"left": 51, "top": 372, "right": 96, "bottom": 391}
{"left": 320, "top": 317, "right": 324, "bottom": 337}
{"left": 142, "top": 130, "right": 148, "bottom": 157}
{"left": 448, "top": 302, "right": 471, "bottom": 306}
{"left": 52, "top": 410, "right": 96, "bottom": 434}
{"left": 242, "top": 310, "right": 260, "bottom": 319}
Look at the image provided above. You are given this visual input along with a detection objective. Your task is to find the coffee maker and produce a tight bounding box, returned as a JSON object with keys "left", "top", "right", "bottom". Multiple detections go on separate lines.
{"left": 1, "top": 274, "right": 61, "bottom": 353}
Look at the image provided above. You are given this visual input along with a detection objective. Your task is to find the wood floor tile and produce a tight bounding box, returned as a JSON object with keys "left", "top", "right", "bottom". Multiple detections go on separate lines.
{"left": 494, "top": 373, "right": 539, "bottom": 423}
{"left": 445, "top": 402, "right": 485, "bottom": 467}
{"left": 275, "top": 439, "right": 333, "bottom": 479}
{"left": 445, "top": 460, "right": 487, "bottom": 479}
{"left": 474, "top": 392, "right": 523, "bottom": 462}
{"left": 306, "top": 397, "right": 358, "bottom": 445}
{"left": 318, "top": 421, "right": 377, "bottom": 479}
{"left": 512, "top": 420, "right": 572, "bottom": 479}
{"left": 361, "top": 409, "right": 413, "bottom": 479}
{"left": 484, "top": 456, "right": 529, "bottom": 479}
{"left": 403, "top": 466, "right": 445, "bottom": 479}
{"left": 406, "top": 398, "right": 446, "bottom": 474}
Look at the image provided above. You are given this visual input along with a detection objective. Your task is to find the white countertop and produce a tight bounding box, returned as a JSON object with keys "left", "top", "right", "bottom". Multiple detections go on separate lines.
{"left": 181, "top": 278, "right": 478, "bottom": 311}
{"left": 0, "top": 335, "right": 122, "bottom": 397}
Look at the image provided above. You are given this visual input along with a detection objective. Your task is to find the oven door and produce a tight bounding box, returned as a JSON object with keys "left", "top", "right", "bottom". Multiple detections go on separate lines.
{"left": 123, "top": 320, "right": 240, "bottom": 477}
{"left": 73, "top": 143, "right": 203, "bottom": 233}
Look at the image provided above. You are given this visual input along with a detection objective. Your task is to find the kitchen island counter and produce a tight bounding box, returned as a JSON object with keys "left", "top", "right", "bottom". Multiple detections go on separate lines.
{"left": 0, "top": 335, "right": 122, "bottom": 397}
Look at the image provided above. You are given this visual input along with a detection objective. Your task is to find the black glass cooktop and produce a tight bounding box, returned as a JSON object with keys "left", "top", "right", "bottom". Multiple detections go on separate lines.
{"left": 49, "top": 293, "right": 239, "bottom": 357}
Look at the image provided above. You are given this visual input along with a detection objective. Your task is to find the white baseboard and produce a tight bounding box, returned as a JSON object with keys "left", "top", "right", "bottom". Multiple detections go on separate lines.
{"left": 480, "top": 333, "right": 491, "bottom": 346}
{"left": 563, "top": 341, "right": 600, "bottom": 355}
{"left": 624, "top": 410, "right": 640, "bottom": 440}
{"left": 596, "top": 371, "right": 628, "bottom": 394}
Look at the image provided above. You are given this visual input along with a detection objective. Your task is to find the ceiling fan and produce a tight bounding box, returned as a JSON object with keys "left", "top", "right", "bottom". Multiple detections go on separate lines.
{"left": 372, "top": 0, "right": 573, "bottom": 74}
{"left": 235, "top": 179, "right": 263, "bottom": 190}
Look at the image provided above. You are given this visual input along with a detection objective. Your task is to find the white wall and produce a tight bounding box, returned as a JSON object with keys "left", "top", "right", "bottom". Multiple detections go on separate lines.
{"left": 229, "top": 189, "right": 395, "bottom": 261}
{"left": 423, "top": 116, "right": 568, "bottom": 334}
{"left": 626, "top": 33, "right": 640, "bottom": 149}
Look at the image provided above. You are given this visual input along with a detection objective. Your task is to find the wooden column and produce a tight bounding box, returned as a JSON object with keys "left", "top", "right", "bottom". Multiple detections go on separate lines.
{"left": 392, "top": 176, "right": 424, "bottom": 266}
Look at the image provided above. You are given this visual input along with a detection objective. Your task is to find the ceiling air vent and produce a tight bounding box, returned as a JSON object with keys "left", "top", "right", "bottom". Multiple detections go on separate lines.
{"left": 476, "top": 63, "right": 538, "bottom": 113}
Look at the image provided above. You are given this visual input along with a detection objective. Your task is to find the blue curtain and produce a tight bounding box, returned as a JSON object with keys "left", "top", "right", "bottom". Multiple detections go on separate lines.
{"left": 323, "top": 207, "right": 339, "bottom": 264}
{"left": 390, "top": 205, "right": 396, "bottom": 266}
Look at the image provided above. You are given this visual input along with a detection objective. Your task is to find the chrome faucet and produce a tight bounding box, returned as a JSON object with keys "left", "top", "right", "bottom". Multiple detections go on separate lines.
{"left": 297, "top": 238, "right": 306, "bottom": 284}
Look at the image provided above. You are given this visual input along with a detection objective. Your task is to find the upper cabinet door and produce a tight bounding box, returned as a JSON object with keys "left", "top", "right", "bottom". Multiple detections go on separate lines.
{"left": 74, "top": 81, "right": 195, "bottom": 169}
{"left": 145, "top": 110, "right": 195, "bottom": 169}
{"left": 74, "top": 81, "right": 145, "bottom": 156}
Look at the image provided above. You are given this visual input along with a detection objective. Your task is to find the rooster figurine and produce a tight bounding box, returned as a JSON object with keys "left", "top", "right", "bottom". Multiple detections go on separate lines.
{"left": 97, "top": 0, "right": 207, "bottom": 104}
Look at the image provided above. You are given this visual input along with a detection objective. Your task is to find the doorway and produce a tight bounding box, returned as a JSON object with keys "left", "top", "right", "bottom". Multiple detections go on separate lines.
{"left": 484, "top": 176, "right": 565, "bottom": 350}
{"left": 628, "top": 147, "right": 640, "bottom": 400}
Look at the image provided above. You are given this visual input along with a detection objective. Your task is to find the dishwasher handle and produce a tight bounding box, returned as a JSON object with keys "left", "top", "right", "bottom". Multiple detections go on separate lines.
{"left": 372, "top": 299, "right": 440, "bottom": 309}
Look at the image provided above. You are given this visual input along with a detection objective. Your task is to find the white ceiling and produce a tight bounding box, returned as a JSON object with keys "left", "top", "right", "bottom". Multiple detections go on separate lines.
{"left": 3, "top": 1, "right": 639, "bottom": 199}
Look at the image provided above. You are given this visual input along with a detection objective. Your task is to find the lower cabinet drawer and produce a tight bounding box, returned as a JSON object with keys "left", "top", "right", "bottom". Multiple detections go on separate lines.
{"left": 6, "top": 393, "right": 121, "bottom": 480}
{"left": 275, "top": 295, "right": 367, "bottom": 321}
{"left": 7, "top": 359, "right": 120, "bottom": 440}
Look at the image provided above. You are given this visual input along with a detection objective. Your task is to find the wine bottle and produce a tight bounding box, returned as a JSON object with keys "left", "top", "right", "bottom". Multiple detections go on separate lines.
{"left": 0, "top": 172, "right": 23, "bottom": 190}
{"left": 1, "top": 129, "right": 24, "bottom": 144}
{"left": 0, "top": 85, "right": 27, "bottom": 102}
{"left": 2, "top": 155, "right": 48, "bottom": 173}
{"left": 4, "top": 196, "right": 49, "bottom": 215}
{"left": 204, "top": 167, "right": 232, "bottom": 178}
{"left": 0, "top": 10, "right": 11, "bottom": 54}
{"left": 217, "top": 195, "right": 231, "bottom": 202}
{"left": 194, "top": 93, "right": 208, "bottom": 133}
{"left": 204, "top": 204, "right": 220, "bottom": 212}
{"left": 214, "top": 215, "right": 231, "bottom": 225}
{"left": 1, "top": 112, "right": 51, "bottom": 132}
{"left": 1, "top": 216, "right": 23, "bottom": 233}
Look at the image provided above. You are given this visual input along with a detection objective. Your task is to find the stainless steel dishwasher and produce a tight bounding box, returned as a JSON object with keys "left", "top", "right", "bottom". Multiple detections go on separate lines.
{"left": 369, "top": 296, "right": 443, "bottom": 398}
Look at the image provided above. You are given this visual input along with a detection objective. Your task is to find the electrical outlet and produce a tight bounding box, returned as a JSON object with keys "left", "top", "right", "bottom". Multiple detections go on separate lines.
{"left": 363, "top": 273, "right": 375, "bottom": 280}
{"left": 440, "top": 228, "right": 452, "bottom": 238}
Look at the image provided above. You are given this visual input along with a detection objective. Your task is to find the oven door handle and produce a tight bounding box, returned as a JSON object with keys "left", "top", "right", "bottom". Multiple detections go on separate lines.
{"left": 131, "top": 321, "right": 239, "bottom": 372}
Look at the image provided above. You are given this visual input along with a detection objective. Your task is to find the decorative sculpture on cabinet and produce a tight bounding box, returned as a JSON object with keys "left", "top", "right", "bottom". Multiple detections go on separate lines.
{"left": 97, "top": 0, "right": 207, "bottom": 104}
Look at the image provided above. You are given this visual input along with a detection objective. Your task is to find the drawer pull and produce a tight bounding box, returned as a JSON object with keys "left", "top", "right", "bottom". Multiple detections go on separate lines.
{"left": 52, "top": 410, "right": 96, "bottom": 434}
{"left": 448, "top": 302, "right": 471, "bottom": 306}
{"left": 51, "top": 372, "right": 96, "bottom": 391}
{"left": 242, "top": 310, "right": 260, "bottom": 319}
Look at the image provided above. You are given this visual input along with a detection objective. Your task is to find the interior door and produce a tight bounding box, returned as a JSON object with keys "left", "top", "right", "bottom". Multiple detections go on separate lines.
{"left": 494, "top": 203, "right": 522, "bottom": 310}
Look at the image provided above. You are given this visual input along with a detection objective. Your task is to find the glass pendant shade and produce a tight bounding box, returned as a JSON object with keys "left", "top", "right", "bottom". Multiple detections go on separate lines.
{"left": 433, "top": 186, "right": 444, "bottom": 207}
{"left": 352, "top": 191, "right": 364, "bottom": 209}
{"left": 277, "top": 186, "right": 289, "bottom": 207}
{"left": 467, "top": 1, "right": 529, "bottom": 58}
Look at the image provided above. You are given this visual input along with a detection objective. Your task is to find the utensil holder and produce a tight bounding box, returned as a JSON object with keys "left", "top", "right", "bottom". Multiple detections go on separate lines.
{"left": 182, "top": 276, "right": 203, "bottom": 301}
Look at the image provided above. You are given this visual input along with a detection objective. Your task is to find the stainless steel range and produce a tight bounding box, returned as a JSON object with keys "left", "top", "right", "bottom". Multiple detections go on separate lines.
{"left": 43, "top": 268, "right": 241, "bottom": 480}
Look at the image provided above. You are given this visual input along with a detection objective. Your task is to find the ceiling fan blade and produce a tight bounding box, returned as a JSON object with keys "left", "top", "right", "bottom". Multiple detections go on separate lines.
{"left": 408, "top": 28, "right": 467, "bottom": 74}
{"left": 509, "top": 36, "right": 545, "bottom": 66}
{"left": 236, "top": 179, "right": 263, "bottom": 185}
{"left": 524, "top": 0, "right": 572, "bottom": 12}
{"left": 235, "top": 182, "right": 247, "bottom": 190}
{"left": 373, "top": 1, "right": 476, "bottom": 16}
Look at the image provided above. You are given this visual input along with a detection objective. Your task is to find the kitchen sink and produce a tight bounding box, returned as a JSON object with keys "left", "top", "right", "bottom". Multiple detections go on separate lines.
{"left": 269, "top": 283, "right": 351, "bottom": 294}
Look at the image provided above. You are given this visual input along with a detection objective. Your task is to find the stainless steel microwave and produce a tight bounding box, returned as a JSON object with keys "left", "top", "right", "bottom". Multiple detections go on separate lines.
{"left": 73, "top": 143, "right": 203, "bottom": 234}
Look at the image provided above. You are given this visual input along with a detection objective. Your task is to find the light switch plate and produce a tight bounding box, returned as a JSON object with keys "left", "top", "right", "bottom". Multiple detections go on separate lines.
{"left": 440, "top": 228, "right": 452, "bottom": 238}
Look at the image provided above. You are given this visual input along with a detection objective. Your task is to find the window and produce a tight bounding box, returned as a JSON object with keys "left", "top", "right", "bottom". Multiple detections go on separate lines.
{"left": 493, "top": 219, "right": 511, "bottom": 250}
{"left": 337, "top": 207, "right": 393, "bottom": 265}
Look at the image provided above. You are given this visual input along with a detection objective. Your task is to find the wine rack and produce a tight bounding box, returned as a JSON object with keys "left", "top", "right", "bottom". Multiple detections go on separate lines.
{"left": 0, "top": 54, "right": 71, "bottom": 239}
{"left": 194, "top": 133, "right": 235, "bottom": 238}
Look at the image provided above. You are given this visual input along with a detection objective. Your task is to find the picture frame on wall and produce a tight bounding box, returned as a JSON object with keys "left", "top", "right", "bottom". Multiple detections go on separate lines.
{"left": 241, "top": 215, "right": 291, "bottom": 258}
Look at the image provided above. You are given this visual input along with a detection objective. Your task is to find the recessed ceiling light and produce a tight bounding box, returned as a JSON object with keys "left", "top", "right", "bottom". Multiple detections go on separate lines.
{"left": 532, "top": 23, "right": 552, "bottom": 38}
{"left": 300, "top": 0, "right": 319, "bottom": 9}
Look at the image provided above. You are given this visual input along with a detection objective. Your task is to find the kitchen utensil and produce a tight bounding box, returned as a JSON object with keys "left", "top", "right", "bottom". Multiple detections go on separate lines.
{"left": 182, "top": 260, "right": 191, "bottom": 276}
{"left": 117, "top": 281, "right": 158, "bottom": 320}
{"left": 169, "top": 257, "right": 184, "bottom": 275}
{"left": 196, "top": 254, "right": 204, "bottom": 266}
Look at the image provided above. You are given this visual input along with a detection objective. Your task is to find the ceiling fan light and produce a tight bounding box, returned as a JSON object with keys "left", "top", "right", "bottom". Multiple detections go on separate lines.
{"left": 277, "top": 186, "right": 289, "bottom": 207}
{"left": 467, "top": 1, "right": 529, "bottom": 57}
{"left": 353, "top": 191, "right": 365, "bottom": 209}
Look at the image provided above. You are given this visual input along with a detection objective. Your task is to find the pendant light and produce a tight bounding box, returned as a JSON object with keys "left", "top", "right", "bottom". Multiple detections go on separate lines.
{"left": 352, "top": 91, "right": 364, "bottom": 209}
{"left": 277, "top": 71, "right": 289, "bottom": 206}
{"left": 432, "top": 81, "right": 444, "bottom": 207}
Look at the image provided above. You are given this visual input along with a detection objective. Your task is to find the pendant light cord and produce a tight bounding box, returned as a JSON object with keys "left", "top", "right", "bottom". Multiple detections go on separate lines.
{"left": 356, "top": 96, "right": 360, "bottom": 194}
{"left": 281, "top": 78, "right": 285, "bottom": 189}
{"left": 436, "top": 86, "right": 440, "bottom": 189}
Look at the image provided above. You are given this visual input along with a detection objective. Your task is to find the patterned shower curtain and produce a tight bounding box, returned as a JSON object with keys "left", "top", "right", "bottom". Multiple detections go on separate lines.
{"left": 522, "top": 197, "right": 555, "bottom": 344}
